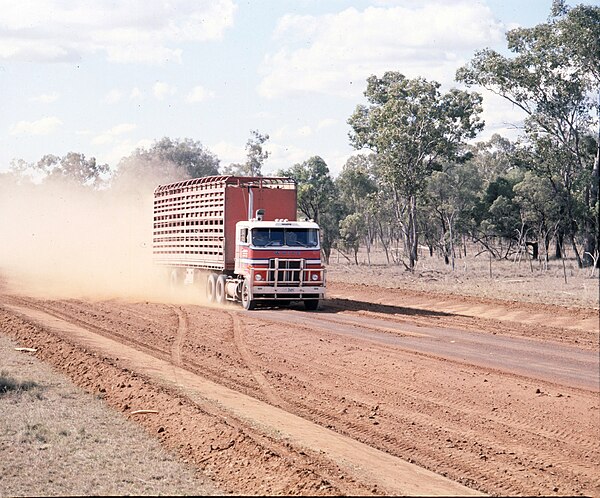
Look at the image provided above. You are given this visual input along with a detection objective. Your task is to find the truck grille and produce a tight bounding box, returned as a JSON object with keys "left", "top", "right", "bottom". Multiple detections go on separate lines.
{"left": 269, "top": 259, "right": 302, "bottom": 286}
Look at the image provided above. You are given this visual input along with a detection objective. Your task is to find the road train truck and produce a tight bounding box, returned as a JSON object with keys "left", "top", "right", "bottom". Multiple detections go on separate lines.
{"left": 152, "top": 175, "right": 326, "bottom": 310}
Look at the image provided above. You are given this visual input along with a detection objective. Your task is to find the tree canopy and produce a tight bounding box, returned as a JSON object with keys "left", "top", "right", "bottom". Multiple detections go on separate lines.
{"left": 456, "top": 2, "right": 599, "bottom": 266}
{"left": 222, "top": 130, "right": 270, "bottom": 177}
{"left": 348, "top": 71, "right": 484, "bottom": 268}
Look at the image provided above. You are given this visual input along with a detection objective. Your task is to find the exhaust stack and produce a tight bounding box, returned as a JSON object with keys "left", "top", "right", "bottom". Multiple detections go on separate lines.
{"left": 248, "top": 188, "right": 254, "bottom": 221}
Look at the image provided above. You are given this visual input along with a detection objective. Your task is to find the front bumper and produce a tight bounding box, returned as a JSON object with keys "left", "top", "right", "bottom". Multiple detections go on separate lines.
{"left": 252, "top": 285, "right": 325, "bottom": 300}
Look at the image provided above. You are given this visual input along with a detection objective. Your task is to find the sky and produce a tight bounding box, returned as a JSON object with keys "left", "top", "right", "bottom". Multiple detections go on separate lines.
{"left": 0, "top": 0, "right": 572, "bottom": 179}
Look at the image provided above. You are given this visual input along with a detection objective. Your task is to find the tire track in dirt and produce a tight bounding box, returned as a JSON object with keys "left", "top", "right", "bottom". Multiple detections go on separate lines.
{"left": 254, "top": 309, "right": 598, "bottom": 390}
{"left": 0, "top": 300, "right": 481, "bottom": 497}
{"left": 230, "top": 311, "right": 290, "bottom": 410}
{"left": 4, "top": 292, "right": 596, "bottom": 496}
{"left": 250, "top": 359, "right": 541, "bottom": 495}
{"left": 170, "top": 306, "right": 188, "bottom": 367}
{"left": 2, "top": 296, "right": 174, "bottom": 364}
{"left": 232, "top": 315, "right": 508, "bottom": 490}
{"left": 258, "top": 333, "right": 600, "bottom": 458}
{"left": 235, "top": 313, "right": 599, "bottom": 495}
{"left": 229, "top": 310, "right": 600, "bottom": 456}
{"left": 0, "top": 305, "right": 377, "bottom": 496}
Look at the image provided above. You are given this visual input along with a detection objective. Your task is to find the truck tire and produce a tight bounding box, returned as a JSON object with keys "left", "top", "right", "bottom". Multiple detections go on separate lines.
{"left": 304, "top": 299, "right": 319, "bottom": 311}
{"left": 241, "top": 279, "right": 255, "bottom": 310}
{"left": 215, "top": 275, "right": 227, "bottom": 305}
{"left": 206, "top": 273, "right": 217, "bottom": 303}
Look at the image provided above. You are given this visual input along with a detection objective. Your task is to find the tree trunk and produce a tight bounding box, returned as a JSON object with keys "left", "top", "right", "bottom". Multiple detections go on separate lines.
{"left": 449, "top": 217, "right": 455, "bottom": 271}
{"left": 437, "top": 210, "right": 450, "bottom": 265}
{"left": 583, "top": 132, "right": 599, "bottom": 267}
{"left": 570, "top": 234, "right": 582, "bottom": 268}
{"left": 408, "top": 195, "right": 418, "bottom": 269}
{"left": 555, "top": 232, "right": 563, "bottom": 259}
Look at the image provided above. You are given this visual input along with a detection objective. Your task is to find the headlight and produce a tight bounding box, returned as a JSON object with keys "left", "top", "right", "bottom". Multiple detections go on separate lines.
{"left": 311, "top": 273, "right": 319, "bottom": 281}
{"left": 255, "top": 274, "right": 263, "bottom": 281}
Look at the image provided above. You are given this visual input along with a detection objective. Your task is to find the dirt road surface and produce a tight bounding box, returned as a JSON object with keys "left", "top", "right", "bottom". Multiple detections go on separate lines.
{"left": 1, "top": 280, "right": 598, "bottom": 496}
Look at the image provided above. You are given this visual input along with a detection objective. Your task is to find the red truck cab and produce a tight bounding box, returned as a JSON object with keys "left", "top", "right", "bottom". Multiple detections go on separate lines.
{"left": 234, "top": 218, "right": 325, "bottom": 309}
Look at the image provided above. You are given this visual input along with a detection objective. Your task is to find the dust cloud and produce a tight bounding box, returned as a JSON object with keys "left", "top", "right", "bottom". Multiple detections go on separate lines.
{"left": 0, "top": 171, "right": 200, "bottom": 305}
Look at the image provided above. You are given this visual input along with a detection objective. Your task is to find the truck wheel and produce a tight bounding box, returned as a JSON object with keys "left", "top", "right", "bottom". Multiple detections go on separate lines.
{"left": 206, "top": 273, "right": 217, "bottom": 303}
{"left": 215, "top": 275, "right": 227, "bottom": 305}
{"left": 241, "top": 280, "right": 255, "bottom": 310}
{"left": 304, "top": 299, "right": 319, "bottom": 311}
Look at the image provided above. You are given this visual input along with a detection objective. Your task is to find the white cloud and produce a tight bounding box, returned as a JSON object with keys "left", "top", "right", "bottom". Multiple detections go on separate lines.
{"left": 210, "top": 140, "right": 246, "bottom": 167}
{"left": 92, "top": 123, "right": 137, "bottom": 145}
{"left": 317, "top": 118, "right": 337, "bottom": 131}
{"left": 130, "top": 87, "right": 144, "bottom": 100}
{"left": 264, "top": 142, "right": 311, "bottom": 173}
{"left": 29, "top": 92, "right": 59, "bottom": 103}
{"left": 106, "top": 45, "right": 183, "bottom": 65}
{"left": 153, "top": 82, "right": 177, "bottom": 100}
{"left": 272, "top": 124, "right": 314, "bottom": 141}
{"left": 104, "top": 89, "right": 123, "bottom": 104}
{"left": 10, "top": 116, "right": 62, "bottom": 135}
{"left": 259, "top": 2, "right": 506, "bottom": 98}
{"left": 0, "top": 0, "right": 237, "bottom": 64}
{"left": 186, "top": 85, "right": 216, "bottom": 103}
{"left": 297, "top": 125, "right": 312, "bottom": 138}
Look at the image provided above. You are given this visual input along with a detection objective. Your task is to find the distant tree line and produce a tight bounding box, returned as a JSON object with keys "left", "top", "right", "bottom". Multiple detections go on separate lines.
{"left": 2, "top": 2, "right": 598, "bottom": 269}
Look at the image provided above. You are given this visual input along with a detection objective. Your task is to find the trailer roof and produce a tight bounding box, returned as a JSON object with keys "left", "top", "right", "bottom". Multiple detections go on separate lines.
{"left": 154, "top": 175, "right": 296, "bottom": 195}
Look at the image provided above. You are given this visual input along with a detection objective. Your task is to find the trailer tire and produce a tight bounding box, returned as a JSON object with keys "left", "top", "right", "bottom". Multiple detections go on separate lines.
{"left": 206, "top": 273, "right": 217, "bottom": 304}
{"left": 215, "top": 275, "right": 227, "bottom": 305}
{"left": 241, "top": 280, "right": 255, "bottom": 310}
{"left": 304, "top": 299, "right": 319, "bottom": 311}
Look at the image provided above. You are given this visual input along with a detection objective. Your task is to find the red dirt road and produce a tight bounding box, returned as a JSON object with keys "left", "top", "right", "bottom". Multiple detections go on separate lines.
{"left": 1, "top": 281, "right": 598, "bottom": 496}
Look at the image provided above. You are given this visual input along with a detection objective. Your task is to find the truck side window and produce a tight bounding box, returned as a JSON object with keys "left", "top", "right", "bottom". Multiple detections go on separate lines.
{"left": 240, "top": 228, "right": 248, "bottom": 243}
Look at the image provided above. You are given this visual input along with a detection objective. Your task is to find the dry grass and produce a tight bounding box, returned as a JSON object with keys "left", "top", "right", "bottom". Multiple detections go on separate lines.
{"left": 328, "top": 246, "right": 599, "bottom": 309}
{"left": 0, "top": 335, "right": 219, "bottom": 497}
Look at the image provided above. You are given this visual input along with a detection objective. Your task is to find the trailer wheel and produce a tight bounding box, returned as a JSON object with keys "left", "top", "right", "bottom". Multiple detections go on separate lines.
{"left": 215, "top": 275, "right": 227, "bottom": 305}
{"left": 241, "top": 280, "right": 255, "bottom": 310}
{"left": 304, "top": 299, "right": 319, "bottom": 311}
{"left": 206, "top": 273, "right": 217, "bottom": 303}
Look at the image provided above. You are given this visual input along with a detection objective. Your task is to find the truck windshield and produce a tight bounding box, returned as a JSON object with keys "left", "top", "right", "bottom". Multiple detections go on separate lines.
{"left": 251, "top": 228, "right": 319, "bottom": 248}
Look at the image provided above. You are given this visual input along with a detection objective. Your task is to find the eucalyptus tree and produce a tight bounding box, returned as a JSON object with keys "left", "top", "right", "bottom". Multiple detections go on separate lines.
{"left": 113, "top": 136, "right": 220, "bottom": 193}
{"left": 472, "top": 172, "right": 524, "bottom": 259}
{"left": 34, "top": 152, "right": 109, "bottom": 188}
{"left": 348, "top": 71, "right": 484, "bottom": 269}
{"left": 467, "top": 134, "right": 517, "bottom": 184}
{"left": 338, "top": 213, "right": 366, "bottom": 265}
{"left": 456, "top": 2, "right": 600, "bottom": 266}
{"left": 277, "top": 156, "right": 340, "bottom": 263}
{"left": 426, "top": 161, "right": 483, "bottom": 268}
{"left": 120, "top": 137, "right": 220, "bottom": 181}
{"left": 222, "top": 130, "right": 270, "bottom": 177}
{"left": 513, "top": 171, "right": 563, "bottom": 262}
{"left": 336, "top": 154, "right": 378, "bottom": 264}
